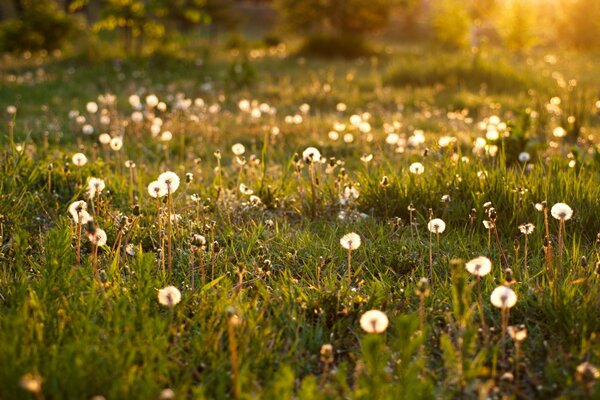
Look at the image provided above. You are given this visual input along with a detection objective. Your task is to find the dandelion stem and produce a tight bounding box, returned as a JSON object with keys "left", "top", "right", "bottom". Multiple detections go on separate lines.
{"left": 523, "top": 235, "right": 529, "bottom": 279}
{"left": 501, "top": 308, "right": 509, "bottom": 366}
{"left": 167, "top": 190, "right": 173, "bottom": 273}
{"left": 558, "top": 219, "right": 565, "bottom": 266}
{"left": 157, "top": 198, "right": 165, "bottom": 274}
{"left": 419, "top": 293, "right": 426, "bottom": 357}
{"left": 347, "top": 249, "right": 352, "bottom": 286}
{"left": 92, "top": 244, "right": 99, "bottom": 282}
{"left": 428, "top": 228, "right": 433, "bottom": 276}
{"left": 476, "top": 276, "right": 488, "bottom": 340}
{"left": 76, "top": 219, "right": 82, "bottom": 265}
{"left": 227, "top": 317, "right": 240, "bottom": 400}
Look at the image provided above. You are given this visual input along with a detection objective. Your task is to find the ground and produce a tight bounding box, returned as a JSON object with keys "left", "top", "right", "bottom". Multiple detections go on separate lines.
{"left": 0, "top": 42, "right": 599, "bottom": 399}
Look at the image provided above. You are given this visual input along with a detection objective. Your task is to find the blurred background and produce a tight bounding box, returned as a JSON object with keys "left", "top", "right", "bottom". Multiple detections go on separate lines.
{"left": 0, "top": 0, "right": 598, "bottom": 58}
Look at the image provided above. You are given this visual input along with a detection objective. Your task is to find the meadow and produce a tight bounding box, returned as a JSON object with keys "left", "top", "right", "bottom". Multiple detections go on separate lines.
{"left": 1, "top": 42, "right": 600, "bottom": 399}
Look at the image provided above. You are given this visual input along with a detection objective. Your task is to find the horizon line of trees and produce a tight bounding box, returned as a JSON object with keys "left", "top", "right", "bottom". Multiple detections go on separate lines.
{"left": 0, "top": 0, "right": 599, "bottom": 55}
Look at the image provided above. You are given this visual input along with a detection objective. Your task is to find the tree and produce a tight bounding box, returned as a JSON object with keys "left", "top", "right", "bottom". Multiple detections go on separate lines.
{"left": 275, "top": 0, "right": 391, "bottom": 37}
{"left": 0, "top": 0, "right": 80, "bottom": 52}
{"left": 497, "top": 0, "right": 537, "bottom": 52}
{"left": 556, "top": 0, "right": 600, "bottom": 49}
{"left": 430, "top": 0, "right": 471, "bottom": 50}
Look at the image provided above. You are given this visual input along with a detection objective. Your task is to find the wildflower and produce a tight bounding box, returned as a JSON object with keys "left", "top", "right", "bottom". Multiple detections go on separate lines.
{"left": 490, "top": 286, "right": 517, "bottom": 309}
{"left": 249, "top": 195, "right": 262, "bottom": 206}
{"left": 409, "top": 162, "right": 424, "bottom": 175}
{"left": 88, "top": 228, "right": 107, "bottom": 246}
{"left": 340, "top": 232, "right": 361, "bottom": 251}
{"left": 552, "top": 126, "right": 566, "bottom": 138}
{"left": 518, "top": 152, "right": 531, "bottom": 163}
{"left": 146, "top": 94, "right": 159, "bottom": 108}
{"left": 82, "top": 124, "right": 94, "bottom": 135}
{"left": 576, "top": 362, "right": 600, "bottom": 389}
{"left": 302, "top": 147, "right": 321, "bottom": 163}
{"left": 359, "top": 309, "right": 389, "bottom": 333}
{"left": 158, "top": 171, "right": 180, "bottom": 193}
{"left": 320, "top": 344, "right": 334, "bottom": 364}
{"left": 86, "top": 102, "right": 98, "bottom": 114}
{"left": 68, "top": 200, "right": 89, "bottom": 223}
{"left": 110, "top": 136, "right": 123, "bottom": 151}
{"left": 465, "top": 256, "right": 492, "bottom": 277}
{"left": 518, "top": 223, "right": 535, "bottom": 235}
{"left": 99, "top": 133, "right": 111, "bottom": 145}
{"left": 72, "top": 153, "right": 88, "bottom": 167}
{"left": 148, "top": 180, "right": 168, "bottom": 198}
{"left": 551, "top": 203, "right": 573, "bottom": 220}
{"left": 360, "top": 153, "right": 373, "bottom": 163}
{"left": 239, "top": 183, "right": 253, "bottom": 195}
{"left": 232, "top": 143, "right": 245, "bottom": 156}
{"left": 157, "top": 286, "right": 181, "bottom": 307}
{"left": 159, "top": 389, "right": 176, "bottom": 400}
{"left": 87, "top": 177, "right": 106, "bottom": 199}
{"left": 507, "top": 324, "right": 528, "bottom": 342}
{"left": 19, "top": 373, "right": 42, "bottom": 394}
{"left": 160, "top": 131, "right": 172, "bottom": 142}
{"left": 427, "top": 218, "right": 446, "bottom": 234}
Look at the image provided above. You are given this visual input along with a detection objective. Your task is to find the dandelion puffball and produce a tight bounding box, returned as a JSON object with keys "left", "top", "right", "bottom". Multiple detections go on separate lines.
{"left": 302, "top": 147, "right": 321, "bottom": 163}
{"left": 518, "top": 152, "right": 530, "bottom": 163}
{"left": 231, "top": 143, "right": 245, "bottom": 156}
{"left": 550, "top": 203, "right": 573, "bottom": 221}
{"left": 465, "top": 256, "right": 492, "bottom": 277}
{"left": 110, "top": 136, "right": 123, "bottom": 151}
{"left": 158, "top": 171, "right": 180, "bottom": 193}
{"left": 359, "top": 309, "right": 389, "bottom": 334}
{"left": 490, "top": 286, "right": 517, "bottom": 309}
{"left": 68, "top": 200, "right": 91, "bottom": 223}
{"left": 158, "top": 286, "right": 181, "bottom": 307}
{"left": 87, "top": 177, "right": 106, "bottom": 199}
{"left": 88, "top": 228, "right": 107, "bottom": 246}
{"left": 428, "top": 218, "right": 446, "bottom": 234}
{"left": 340, "top": 232, "right": 361, "bottom": 251}
{"left": 148, "top": 180, "right": 168, "bottom": 198}
{"left": 518, "top": 223, "right": 535, "bottom": 235}
{"left": 72, "top": 153, "right": 88, "bottom": 167}
{"left": 99, "top": 133, "right": 111, "bottom": 145}
{"left": 409, "top": 162, "right": 424, "bottom": 175}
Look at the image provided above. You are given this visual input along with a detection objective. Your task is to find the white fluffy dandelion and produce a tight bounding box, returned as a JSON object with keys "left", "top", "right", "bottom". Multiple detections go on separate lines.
{"left": 359, "top": 309, "right": 389, "bottom": 334}
{"left": 157, "top": 286, "right": 181, "bottom": 307}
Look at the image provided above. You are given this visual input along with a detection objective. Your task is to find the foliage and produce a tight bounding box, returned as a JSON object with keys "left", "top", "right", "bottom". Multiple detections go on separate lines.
{"left": 430, "top": 0, "right": 471, "bottom": 50}
{"left": 1, "top": 44, "right": 600, "bottom": 399}
{"left": 298, "top": 35, "right": 375, "bottom": 59}
{"left": 0, "top": 0, "right": 81, "bottom": 53}
{"left": 275, "top": 0, "right": 391, "bottom": 36}
{"left": 496, "top": 0, "right": 538, "bottom": 52}
{"left": 556, "top": 0, "right": 600, "bottom": 49}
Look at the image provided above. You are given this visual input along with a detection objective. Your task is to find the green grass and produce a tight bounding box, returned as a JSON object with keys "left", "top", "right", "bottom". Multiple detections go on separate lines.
{"left": 1, "top": 42, "right": 600, "bottom": 399}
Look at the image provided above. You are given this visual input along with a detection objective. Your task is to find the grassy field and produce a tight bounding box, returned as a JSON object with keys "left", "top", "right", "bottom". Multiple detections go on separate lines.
{"left": 1, "top": 42, "right": 600, "bottom": 399}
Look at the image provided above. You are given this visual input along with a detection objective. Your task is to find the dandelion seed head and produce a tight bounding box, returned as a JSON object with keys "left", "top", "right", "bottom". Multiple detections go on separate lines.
{"left": 158, "top": 171, "right": 180, "bottom": 193}
{"left": 89, "top": 228, "right": 107, "bottom": 246}
{"left": 148, "top": 180, "right": 168, "bottom": 198}
{"left": 518, "top": 223, "right": 535, "bottom": 235}
{"left": 72, "top": 153, "right": 88, "bottom": 167}
{"left": 409, "top": 162, "right": 424, "bottom": 175}
{"left": 490, "top": 286, "right": 517, "bottom": 309}
{"left": 465, "top": 256, "right": 492, "bottom": 277}
{"left": 359, "top": 309, "right": 389, "bottom": 334}
{"left": 427, "top": 218, "right": 446, "bottom": 233}
{"left": 302, "top": 147, "right": 321, "bottom": 163}
{"left": 551, "top": 203, "right": 573, "bottom": 220}
{"left": 157, "top": 286, "right": 181, "bottom": 307}
{"left": 340, "top": 232, "right": 361, "bottom": 251}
